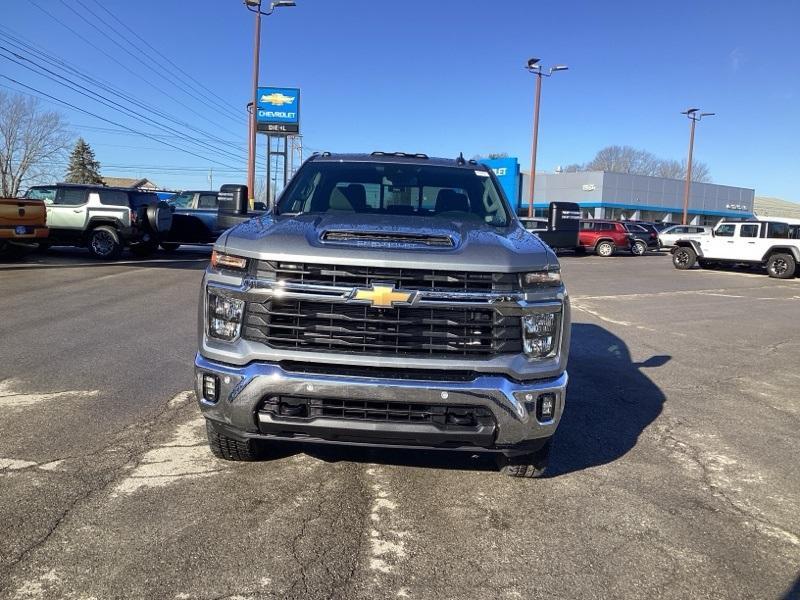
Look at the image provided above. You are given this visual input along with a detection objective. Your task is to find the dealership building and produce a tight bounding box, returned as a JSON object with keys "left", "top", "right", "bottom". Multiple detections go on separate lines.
{"left": 480, "top": 157, "right": 755, "bottom": 226}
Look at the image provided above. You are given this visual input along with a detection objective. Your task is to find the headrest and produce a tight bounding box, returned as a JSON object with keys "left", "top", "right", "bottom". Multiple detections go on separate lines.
{"left": 435, "top": 189, "right": 469, "bottom": 213}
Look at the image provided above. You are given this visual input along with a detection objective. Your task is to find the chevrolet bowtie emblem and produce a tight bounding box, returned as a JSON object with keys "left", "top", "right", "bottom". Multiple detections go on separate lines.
{"left": 260, "top": 92, "right": 295, "bottom": 106}
{"left": 351, "top": 285, "right": 415, "bottom": 308}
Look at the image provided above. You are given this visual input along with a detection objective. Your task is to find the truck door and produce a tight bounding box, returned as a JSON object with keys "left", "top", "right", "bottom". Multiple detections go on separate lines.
{"left": 737, "top": 223, "right": 765, "bottom": 261}
{"left": 48, "top": 188, "right": 88, "bottom": 235}
{"left": 702, "top": 223, "right": 737, "bottom": 259}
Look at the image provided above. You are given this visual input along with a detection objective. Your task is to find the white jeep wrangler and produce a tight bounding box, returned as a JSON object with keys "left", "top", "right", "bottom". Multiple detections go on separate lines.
{"left": 671, "top": 219, "right": 800, "bottom": 279}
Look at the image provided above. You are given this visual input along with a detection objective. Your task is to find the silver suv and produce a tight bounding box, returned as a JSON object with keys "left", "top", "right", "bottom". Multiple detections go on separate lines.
{"left": 25, "top": 184, "right": 172, "bottom": 259}
{"left": 194, "top": 153, "right": 570, "bottom": 478}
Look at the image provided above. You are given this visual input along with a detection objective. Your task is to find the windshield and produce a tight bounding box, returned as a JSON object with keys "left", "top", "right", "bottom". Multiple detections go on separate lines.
{"left": 277, "top": 161, "right": 511, "bottom": 226}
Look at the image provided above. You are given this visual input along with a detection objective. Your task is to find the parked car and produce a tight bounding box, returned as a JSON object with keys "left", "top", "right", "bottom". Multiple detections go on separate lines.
{"left": 24, "top": 184, "right": 172, "bottom": 259}
{"left": 672, "top": 219, "right": 800, "bottom": 278}
{"left": 163, "top": 189, "right": 267, "bottom": 250}
{"left": 658, "top": 224, "right": 711, "bottom": 248}
{"left": 196, "top": 152, "right": 569, "bottom": 478}
{"left": 0, "top": 196, "right": 48, "bottom": 256}
{"left": 578, "top": 220, "right": 636, "bottom": 256}
{"left": 621, "top": 222, "right": 659, "bottom": 255}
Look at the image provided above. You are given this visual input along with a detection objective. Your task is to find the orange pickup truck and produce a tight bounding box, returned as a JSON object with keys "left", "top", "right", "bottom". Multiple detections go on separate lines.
{"left": 0, "top": 197, "right": 49, "bottom": 254}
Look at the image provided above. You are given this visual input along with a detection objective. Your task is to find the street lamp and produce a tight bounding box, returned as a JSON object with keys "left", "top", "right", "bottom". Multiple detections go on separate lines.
{"left": 244, "top": 0, "right": 296, "bottom": 206}
{"left": 680, "top": 107, "right": 715, "bottom": 225}
{"left": 525, "top": 58, "right": 568, "bottom": 218}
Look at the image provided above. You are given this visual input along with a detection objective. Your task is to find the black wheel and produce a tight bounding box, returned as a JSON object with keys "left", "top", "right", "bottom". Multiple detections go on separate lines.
{"left": 499, "top": 440, "right": 552, "bottom": 479}
{"left": 766, "top": 253, "right": 796, "bottom": 279}
{"left": 206, "top": 419, "right": 263, "bottom": 461}
{"left": 160, "top": 242, "right": 181, "bottom": 251}
{"left": 673, "top": 246, "right": 697, "bottom": 270}
{"left": 87, "top": 226, "right": 122, "bottom": 260}
{"left": 631, "top": 240, "right": 647, "bottom": 256}
{"left": 595, "top": 241, "right": 614, "bottom": 257}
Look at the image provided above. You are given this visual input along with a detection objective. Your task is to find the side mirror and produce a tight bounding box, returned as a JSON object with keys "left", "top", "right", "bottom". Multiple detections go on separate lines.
{"left": 169, "top": 205, "right": 176, "bottom": 213}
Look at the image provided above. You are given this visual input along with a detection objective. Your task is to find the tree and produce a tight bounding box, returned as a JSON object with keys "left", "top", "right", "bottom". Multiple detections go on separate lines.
{"left": 574, "top": 145, "right": 712, "bottom": 182}
{"left": 64, "top": 138, "right": 102, "bottom": 184}
{"left": 0, "top": 91, "right": 71, "bottom": 197}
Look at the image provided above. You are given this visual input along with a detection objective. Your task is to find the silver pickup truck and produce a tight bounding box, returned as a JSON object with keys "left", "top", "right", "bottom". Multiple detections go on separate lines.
{"left": 195, "top": 152, "right": 570, "bottom": 477}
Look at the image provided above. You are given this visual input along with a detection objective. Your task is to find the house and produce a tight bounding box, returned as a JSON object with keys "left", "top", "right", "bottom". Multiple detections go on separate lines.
{"left": 101, "top": 177, "right": 159, "bottom": 190}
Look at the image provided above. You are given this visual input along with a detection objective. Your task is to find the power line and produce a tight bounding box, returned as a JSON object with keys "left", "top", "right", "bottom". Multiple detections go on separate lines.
{"left": 72, "top": 0, "right": 241, "bottom": 122}
{"left": 0, "top": 46, "right": 248, "bottom": 164}
{"left": 28, "top": 0, "right": 241, "bottom": 135}
{"left": 0, "top": 75, "right": 241, "bottom": 169}
{"left": 0, "top": 26, "right": 243, "bottom": 151}
{"left": 86, "top": 0, "right": 241, "bottom": 116}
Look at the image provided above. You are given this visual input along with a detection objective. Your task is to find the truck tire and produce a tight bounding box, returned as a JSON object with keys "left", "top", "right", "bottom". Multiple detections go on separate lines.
{"left": 146, "top": 202, "right": 173, "bottom": 233}
{"left": 673, "top": 246, "right": 697, "bottom": 270}
{"left": 87, "top": 226, "right": 122, "bottom": 260}
{"left": 595, "top": 241, "right": 614, "bottom": 257}
{"left": 500, "top": 440, "right": 552, "bottom": 479}
{"left": 766, "top": 253, "right": 796, "bottom": 279}
{"left": 160, "top": 242, "right": 180, "bottom": 251}
{"left": 206, "top": 419, "right": 263, "bottom": 461}
{"left": 631, "top": 240, "right": 647, "bottom": 256}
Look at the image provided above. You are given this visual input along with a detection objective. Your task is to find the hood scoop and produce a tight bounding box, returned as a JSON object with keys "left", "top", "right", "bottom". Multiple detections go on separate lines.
{"left": 320, "top": 230, "right": 455, "bottom": 248}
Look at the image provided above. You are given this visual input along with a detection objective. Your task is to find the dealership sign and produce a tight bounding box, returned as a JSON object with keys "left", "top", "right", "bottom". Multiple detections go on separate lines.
{"left": 256, "top": 86, "right": 300, "bottom": 134}
{"left": 479, "top": 157, "right": 520, "bottom": 207}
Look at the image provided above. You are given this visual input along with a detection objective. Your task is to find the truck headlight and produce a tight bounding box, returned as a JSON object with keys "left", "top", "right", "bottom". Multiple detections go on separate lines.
{"left": 522, "top": 311, "right": 560, "bottom": 358}
{"left": 522, "top": 270, "right": 561, "bottom": 286}
{"left": 211, "top": 250, "right": 247, "bottom": 271}
{"left": 207, "top": 292, "right": 245, "bottom": 341}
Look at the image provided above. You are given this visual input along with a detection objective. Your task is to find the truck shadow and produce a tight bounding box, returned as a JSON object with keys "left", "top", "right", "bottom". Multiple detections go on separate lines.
{"left": 303, "top": 323, "right": 669, "bottom": 476}
{"left": 546, "top": 323, "right": 669, "bottom": 477}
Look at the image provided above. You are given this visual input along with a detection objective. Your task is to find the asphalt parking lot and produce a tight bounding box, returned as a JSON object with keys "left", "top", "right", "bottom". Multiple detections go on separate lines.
{"left": 0, "top": 248, "right": 798, "bottom": 600}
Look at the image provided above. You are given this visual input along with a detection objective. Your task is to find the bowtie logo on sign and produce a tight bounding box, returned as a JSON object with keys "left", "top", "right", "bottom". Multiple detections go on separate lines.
{"left": 260, "top": 92, "right": 295, "bottom": 106}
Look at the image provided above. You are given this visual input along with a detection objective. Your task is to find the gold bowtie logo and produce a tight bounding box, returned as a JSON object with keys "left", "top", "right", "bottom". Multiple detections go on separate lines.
{"left": 351, "top": 285, "right": 414, "bottom": 308}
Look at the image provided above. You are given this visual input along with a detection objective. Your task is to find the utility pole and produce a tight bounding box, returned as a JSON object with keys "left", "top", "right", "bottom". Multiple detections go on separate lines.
{"left": 680, "top": 108, "right": 715, "bottom": 225}
{"left": 243, "top": 0, "right": 296, "bottom": 206}
{"left": 208, "top": 167, "right": 213, "bottom": 190}
{"left": 525, "top": 58, "right": 568, "bottom": 218}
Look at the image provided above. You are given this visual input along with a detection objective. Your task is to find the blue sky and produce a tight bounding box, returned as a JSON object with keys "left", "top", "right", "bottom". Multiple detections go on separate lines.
{"left": 3, "top": 0, "right": 799, "bottom": 200}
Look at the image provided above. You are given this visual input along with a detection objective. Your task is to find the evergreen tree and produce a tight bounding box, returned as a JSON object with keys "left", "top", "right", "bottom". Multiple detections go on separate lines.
{"left": 64, "top": 138, "right": 102, "bottom": 184}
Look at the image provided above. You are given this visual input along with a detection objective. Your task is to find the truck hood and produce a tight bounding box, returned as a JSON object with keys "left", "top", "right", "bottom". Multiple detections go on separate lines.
{"left": 219, "top": 213, "right": 558, "bottom": 272}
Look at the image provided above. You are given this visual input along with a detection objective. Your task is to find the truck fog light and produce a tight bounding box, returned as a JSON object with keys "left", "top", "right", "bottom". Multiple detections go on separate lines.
{"left": 202, "top": 373, "right": 219, "bottom": 403}
{"left": 208, "top": 292, "right": 245, "bottom": 341}
{"left": 522, "top": 311, "right": 559, "bottom": 358}
{"left": 537, "top": 393, "right": 556, "bottom": 421}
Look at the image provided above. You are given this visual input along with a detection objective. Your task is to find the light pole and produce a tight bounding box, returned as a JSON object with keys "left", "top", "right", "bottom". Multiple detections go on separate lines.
{"left": 525, "top": 58, "right": 568, "bottom": 218}
{"left": 244, "top": 0, "right": 295, "bottom": 206}
{"left": 680, "top": 107, "right": 714, "bottom": 225}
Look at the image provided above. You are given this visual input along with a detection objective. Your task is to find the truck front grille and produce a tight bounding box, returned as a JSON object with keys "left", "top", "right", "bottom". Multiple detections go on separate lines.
{"left": 257, "top": 261, "right": 519, "bottom": 293}
{"left": 242, "top": 299, "right": 522, "bottom": 357}
{"left": 261, "top": 396, "right": 495, "bottom": 428}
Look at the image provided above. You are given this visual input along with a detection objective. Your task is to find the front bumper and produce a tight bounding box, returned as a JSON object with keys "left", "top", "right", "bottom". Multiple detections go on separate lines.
{"left": 195, "top": 353, "right": 567, "bottom": 453}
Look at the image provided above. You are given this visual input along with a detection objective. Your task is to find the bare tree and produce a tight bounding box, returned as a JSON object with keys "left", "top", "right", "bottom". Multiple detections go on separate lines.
{"left": 0, "top": 92, "right": 71, "bottom": 197}
{"left": 654, "top": 158, "right": 711, "bottom": 182}
{"left": 585, "top": 145, "right": 660, "bottom": 176}
{"left": 577, "top": 145, "right": 712, "bottom": 182}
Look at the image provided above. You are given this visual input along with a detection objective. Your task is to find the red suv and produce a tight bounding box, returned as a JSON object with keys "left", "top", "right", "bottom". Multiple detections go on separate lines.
{"left": 578, "top": 220, "right": 636, "bottom": 257}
